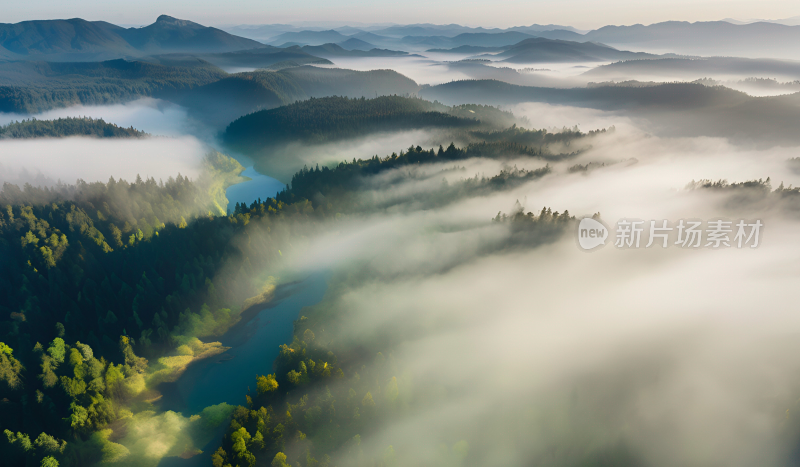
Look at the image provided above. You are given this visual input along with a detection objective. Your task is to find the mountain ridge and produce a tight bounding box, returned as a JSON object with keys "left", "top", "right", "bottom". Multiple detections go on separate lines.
{"left": 0, "top": 15, "right": 264, "bottom": 61}
{"left": 582, "top": 20, "right": 800, "bottom": 58}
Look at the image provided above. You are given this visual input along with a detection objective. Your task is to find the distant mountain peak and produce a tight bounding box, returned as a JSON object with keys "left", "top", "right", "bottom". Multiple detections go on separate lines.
{"left": 155, "top": 15, "right": 195, "bottom": 27}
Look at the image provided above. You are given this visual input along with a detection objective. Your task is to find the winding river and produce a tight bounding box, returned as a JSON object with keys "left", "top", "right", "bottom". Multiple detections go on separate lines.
{"left": 161, "top": 165, "right": 323, "bottom": 413}
{"left": 157, "top": 166, "right": 327, "bottom": 466}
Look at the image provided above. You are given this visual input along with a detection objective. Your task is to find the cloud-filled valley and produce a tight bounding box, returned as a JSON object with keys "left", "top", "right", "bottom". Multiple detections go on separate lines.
{"left": 3, "top": 10, "right": 800, "bottom": 467}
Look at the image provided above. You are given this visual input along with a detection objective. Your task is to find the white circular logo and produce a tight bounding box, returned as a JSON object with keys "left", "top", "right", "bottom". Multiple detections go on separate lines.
{"left": 577, "top": 217, "right": 608, "bottom": 251}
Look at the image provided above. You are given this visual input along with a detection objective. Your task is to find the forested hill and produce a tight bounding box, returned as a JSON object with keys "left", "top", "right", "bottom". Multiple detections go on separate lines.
{"left": 0, "top": 117, "right": 147, "bottom": 139}
{"left": 0, "top": 60, "right": 421, "bottom": 119}
{"left": 172, "top": 70, "right": 307, "bottom": 126}
{"left": 0, "top": 59, "right": 227, "bottom": 113}
{"left": 176, "top": 66, "right": 421, "bottom": 127}
{"left": 0, "top": 152, "right": 246, "bottom": 350}
{"left": 222, "top": 95, "right": 519, "bottom": 148}
{"left": 281, "top": 66, "right": 420, "bottom": 98}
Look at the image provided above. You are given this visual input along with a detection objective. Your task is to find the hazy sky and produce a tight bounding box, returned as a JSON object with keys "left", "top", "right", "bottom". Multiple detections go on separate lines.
{"left": 2, "top": 0, "right": 799, "bottom": 30}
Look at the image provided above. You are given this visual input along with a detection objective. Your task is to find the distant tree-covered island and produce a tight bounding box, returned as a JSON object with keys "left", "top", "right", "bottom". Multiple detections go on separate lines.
{"left": 0, "top": 117, "right": 147, "bottom": 139}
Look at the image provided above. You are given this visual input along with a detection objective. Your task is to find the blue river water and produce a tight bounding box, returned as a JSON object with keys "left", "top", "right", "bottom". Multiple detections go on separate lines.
{"left": 225, "top": 166, "right": 286, "bottom": 213}
{"left": 157, "top": 273, "right": 329, "bottom": 466}
{"left": 158, "top": 273, "right": 329, "bottom": 415}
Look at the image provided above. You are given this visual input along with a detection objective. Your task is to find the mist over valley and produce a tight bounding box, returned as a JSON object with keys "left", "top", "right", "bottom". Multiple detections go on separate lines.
{"left": 2, "top": 7, "right": 800, "bottom": 467}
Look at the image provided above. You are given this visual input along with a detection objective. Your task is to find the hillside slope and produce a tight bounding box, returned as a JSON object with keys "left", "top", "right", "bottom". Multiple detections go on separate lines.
{"left": 0, "top": 58, "right": 227, "bottom": 113}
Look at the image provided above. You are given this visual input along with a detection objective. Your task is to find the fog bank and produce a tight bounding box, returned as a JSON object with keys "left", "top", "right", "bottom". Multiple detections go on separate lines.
{"left": 0, "top": 136, "right": 208, "bottom": 186}
{"left": 267, "top": 123, "right": 800, "bottom": 466}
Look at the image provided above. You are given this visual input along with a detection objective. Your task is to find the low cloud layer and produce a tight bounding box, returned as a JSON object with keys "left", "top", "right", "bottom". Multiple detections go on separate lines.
{"left": 0, "top": 98, "right": 208, "bottom": 139}
{"left": 0, "top": 99, "right": 222, "bottom": 187}
{"left": 267, "top": 121, "right": 800, "bottom": 466}
{"left": 0, "top": 136, "right": 208, "bottom": 186}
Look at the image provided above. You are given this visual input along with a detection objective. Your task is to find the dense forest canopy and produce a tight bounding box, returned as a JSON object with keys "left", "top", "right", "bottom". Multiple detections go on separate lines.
{"left": 272, "top": 142, "right": 569, "bottom": 211}
{"left": 0, "top": 152, "right": 322, "bottom": 467}
{"left": 0, "top": 117, "right": 147, "bottom": 139}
